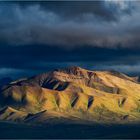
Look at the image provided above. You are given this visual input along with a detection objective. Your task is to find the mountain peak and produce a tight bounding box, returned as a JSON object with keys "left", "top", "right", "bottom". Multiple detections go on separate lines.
{"left": 55, "top": 66, "right": 83, "bottom": 72}
{"left": 67, "top": 66, "right": 83, "bottom": 70}
{"left": 55, "top": 66, "right": 88, "bottom": 77}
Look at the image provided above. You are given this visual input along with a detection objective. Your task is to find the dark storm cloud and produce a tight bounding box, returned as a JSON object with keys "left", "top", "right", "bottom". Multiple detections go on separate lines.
{"left": 0, "top": 1, "right": 139, "bottom": 47}
{"left": 0, "top": 44, "right": 140, "bottom": 78}
{"left": 16, "top": 1, "right": 130, "bottom": 21}
{"left": 0, "top": 1, "right": 140, "bottom": 78}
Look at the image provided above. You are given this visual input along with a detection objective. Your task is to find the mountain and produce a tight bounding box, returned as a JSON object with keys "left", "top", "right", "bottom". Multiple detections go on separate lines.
{"left": 0, "top": 66, "right": 140, "bottom": 124}
{"left": 0, "top": 106, "right": 27, "bottom": 121}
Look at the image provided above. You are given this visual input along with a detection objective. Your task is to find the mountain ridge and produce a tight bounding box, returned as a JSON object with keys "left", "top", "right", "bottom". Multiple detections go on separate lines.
{"left": 0, "top": 66, "right": 140, "bottom": 124}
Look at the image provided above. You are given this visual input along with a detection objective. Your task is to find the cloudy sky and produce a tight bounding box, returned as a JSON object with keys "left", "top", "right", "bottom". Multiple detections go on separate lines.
{"left": 0, "top": 0, "right": 140, "bottom": 79}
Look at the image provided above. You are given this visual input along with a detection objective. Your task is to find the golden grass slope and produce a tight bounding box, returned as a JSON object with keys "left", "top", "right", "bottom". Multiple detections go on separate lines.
{"left": 0, "top": 106, "right": 27, "bottom": 121}
{"left": 0, "top": 66, "right": 140, "bottom": 123}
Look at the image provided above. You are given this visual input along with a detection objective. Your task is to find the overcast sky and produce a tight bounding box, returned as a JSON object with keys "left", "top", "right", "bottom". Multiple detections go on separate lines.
{"left": 0, "top": 1, "right": 140, "bottom": 79}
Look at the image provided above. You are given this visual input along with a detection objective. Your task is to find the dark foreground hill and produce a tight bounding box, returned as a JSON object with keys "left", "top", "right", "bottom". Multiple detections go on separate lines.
{"left": 0, "top": 121, "right": 140, "bottom": 139}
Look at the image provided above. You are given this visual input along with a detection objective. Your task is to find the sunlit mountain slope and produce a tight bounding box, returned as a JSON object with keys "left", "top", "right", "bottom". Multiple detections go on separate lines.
{"left": 0, "top": 66, "right": 140, "bottom": 124}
